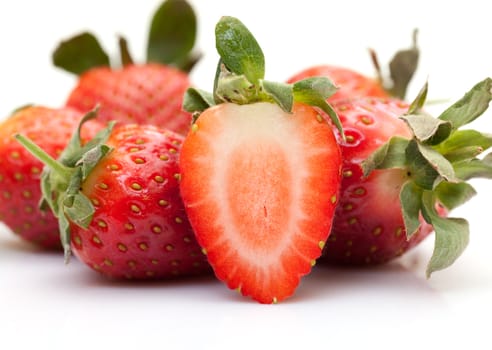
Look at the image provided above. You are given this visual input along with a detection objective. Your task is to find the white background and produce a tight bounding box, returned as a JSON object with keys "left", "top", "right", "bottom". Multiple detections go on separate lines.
{"left": 0, "top": 1, "right": 491, "bottom": 349}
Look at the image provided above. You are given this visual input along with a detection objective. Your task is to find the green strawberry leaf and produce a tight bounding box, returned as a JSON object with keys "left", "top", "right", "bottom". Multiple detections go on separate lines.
{"left": 52, "top": 32, "right": 110, "bottom": 75}
{"left": 406, "top": 80, "right": 427, "bottom": 115}
{"left": 405, "top": 140, "right": 439, "bottom": 190}
{"left": 453, "top": 158, "right": 492, "bottom": 180}
{"left": 417, "top": 143, "right": 457, "bottom": 183}
{"left": 438, "top": 77, "right": 492, "bottom": 130}
{"left": 426, "top": 216, "right": 470, "bottom": 278}
{"left": 261, "top": 80, "right": 293, "bottom": 113}
{"left": 435, "top": 129, "right": 492, "bottom": 161}
{"left": 400, "top": 113, "right": 452, "bottom": 145}
{"left": 421, "top": 191, "right": 469, "bottom": 278}
{"left": 215, "top": 16, "right": 265, "bottom": 87}
{"left": 183, "top": 88, "right": 215, "bottom": 115}
{"left": 64, "top": 192, "right": 95, "bottom": 230}
{"left": 435, "top": 181, "right": 476, "bottom": 211}
{"left": 362, "top": 136, "right": 410, "bottom": 176}
{"left": 79, "top": 144, "right": 112, "bottom": 179}
{"left": 293, "top": 77, "right": 343, "bottom": 137}
{"left": 400, "top": 181, "right": 423, "bottom": 238}
{"left": 147, "top": 0, "right": 198, "bottom": 71}
{"left": 443, "top": 146, "right": 485, "bottom": 163}
{"left": 58, "top": 207, "right": 71, "bottom": 263}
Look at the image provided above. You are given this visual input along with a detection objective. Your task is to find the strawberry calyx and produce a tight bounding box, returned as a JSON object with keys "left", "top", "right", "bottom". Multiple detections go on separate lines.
{"left": 369, "top": 29, "right": 419, "bottom": 100}
{"left": 53, "top": 0, "right": 199, "bottom": 74}
{"left": 362, "top": 78, "right": 492, "bottom": 276}
{"left": 183, "top": 16, "right": 344, "bottom": 138}
{"left": 14, "top": 110, "right": 115, "bottom": 262}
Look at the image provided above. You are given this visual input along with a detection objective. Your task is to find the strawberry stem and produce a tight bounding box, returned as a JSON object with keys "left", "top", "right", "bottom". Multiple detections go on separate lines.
{"left": 118, "top": 35, "right": 135, "bottom": 66}
{"left": 14, "top": 134, "right": 73, "bottom": 179}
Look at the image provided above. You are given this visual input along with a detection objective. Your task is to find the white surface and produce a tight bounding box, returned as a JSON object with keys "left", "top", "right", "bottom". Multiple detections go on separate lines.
{"left": 1, "top": 1, "right": 491, "bottom": 349}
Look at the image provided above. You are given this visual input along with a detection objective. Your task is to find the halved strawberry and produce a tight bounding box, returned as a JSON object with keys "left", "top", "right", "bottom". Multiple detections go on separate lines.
{"left": 180, "top": 17, "right": 343, "bottom": 303}
{"left": 180, "top": 102, "right": 341, "bottom": 303}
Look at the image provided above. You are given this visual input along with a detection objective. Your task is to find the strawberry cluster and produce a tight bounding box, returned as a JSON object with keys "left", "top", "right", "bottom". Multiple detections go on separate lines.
{"left": 1, "top": 0, "right": 491, "bottom": 304}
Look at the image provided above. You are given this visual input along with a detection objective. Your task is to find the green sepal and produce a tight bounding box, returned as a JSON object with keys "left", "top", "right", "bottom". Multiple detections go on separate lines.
{"left": 400, "top": 181, "right": 423, "bottom": 238}
{"left": 59, "top": 110, "right": 115, "bottom": 169}
{"left": 435, "top": 181, "right": 476, "bottom": 211}
{"left": 215, "top": 16, "right": 265, "bottom": 87}
{"left": 406, "top": 80, "right": 428, "bottom": 115}
{"left": 147, "top": 0, "right": 198, "bottom": 71}
{"left": 438, "top": 77, "right": 492, "bottom": 130}
{"left": 400, "top": 114, "right": 452, "bottom": 145}
{"left": 435, "top": 129, "right": 492, "bottom": 162}
{"left": 453, "top": 158, "right": 492, "bottom": 180}
{"left": 52, "top": 32, "right": 110, "bottom": 75}
{"left": 405, "top": 140, "right": 439, "bottom": 190}
{"left": 65, "top": 193, "right": 95, "bottom": 230}
{"left": 416, "top": 143, "right": 457, "bottom": 183}
{"left": 58, "top": 208, "right": 71, "bottom": 263}
{"left": 421, "top": 191, "right": 469, "bottom": 278}
{"left": 78, "top": 144, "right": 112, "bottom": 179}
{"left": 261, "top": 80, "right": 293, "bottom": 113}
{"left": 442, "top": 146, "right": 485, "bottom": 163}
{"left": 292, "top": 77, "right": 343, "bottom": 138}
{"left": 361, "top": 136, "right": 410, "bottom": 176}
{"left": 183, "top": 88, "right": 215, "bottom": 115}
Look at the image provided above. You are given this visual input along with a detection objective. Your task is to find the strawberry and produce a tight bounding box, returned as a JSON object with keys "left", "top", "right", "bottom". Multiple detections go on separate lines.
{"left": 287, "top": 29, "right": 419, "bottom": 101}
{"left": 179, "top": 17, "right": 343, "bottom": 303}
{"left": 322, "top": 79, "right": 492, "bottom": 276}
{"left": 52, "top": 0, "right": 199, "bottom": 135}
{"left": 0, "top": 106, "right": 102, "bottom": 249}
{"left": 16, "top": 113, "right": 210, "bottom": 279}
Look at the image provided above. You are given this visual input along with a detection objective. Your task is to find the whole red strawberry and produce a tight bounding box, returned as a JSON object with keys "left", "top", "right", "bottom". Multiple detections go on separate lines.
{"left": 322, "top": 80, "right": 492, "bottom": 276}
{"left": 16, "top": 115, "right": 210, "bottom": 279}
{"left": 0, "top": 106, "right": 102, "bottom": 248}
{"left": 287, "top": 29, "right": 419, "bottom": 101}
{"left": 53, "top": 0, "right": 199, "bottom": 135}
{"left": 180, "top": 17, "right": 343, "bottom": 303}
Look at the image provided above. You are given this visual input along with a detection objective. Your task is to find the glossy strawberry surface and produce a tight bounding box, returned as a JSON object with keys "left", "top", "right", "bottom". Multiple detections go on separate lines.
{"left": 71, "top": 124, "right": 210, "bottom": 279}
{"left": 322, "top": 98, "right": 437, "bottom": 264}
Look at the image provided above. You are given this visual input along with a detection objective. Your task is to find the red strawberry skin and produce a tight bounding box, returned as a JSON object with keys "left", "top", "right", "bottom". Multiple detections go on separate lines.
{"left": 0, "top": 106, "right": 102, "bottom": 249}
{"left": 179, "top": 102, "right": 342, "bottom": 303}
{"left": 66, "top": 63, "right": 193, "bottom": 135}
{"left": 323, "top": 98, "right": 438, "bottom": 265}
{"left": 71, "top": 124, "right": 210, "bottom": 279}
{"left": 287, "top": 65, "right": 389, "bottom": 102}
